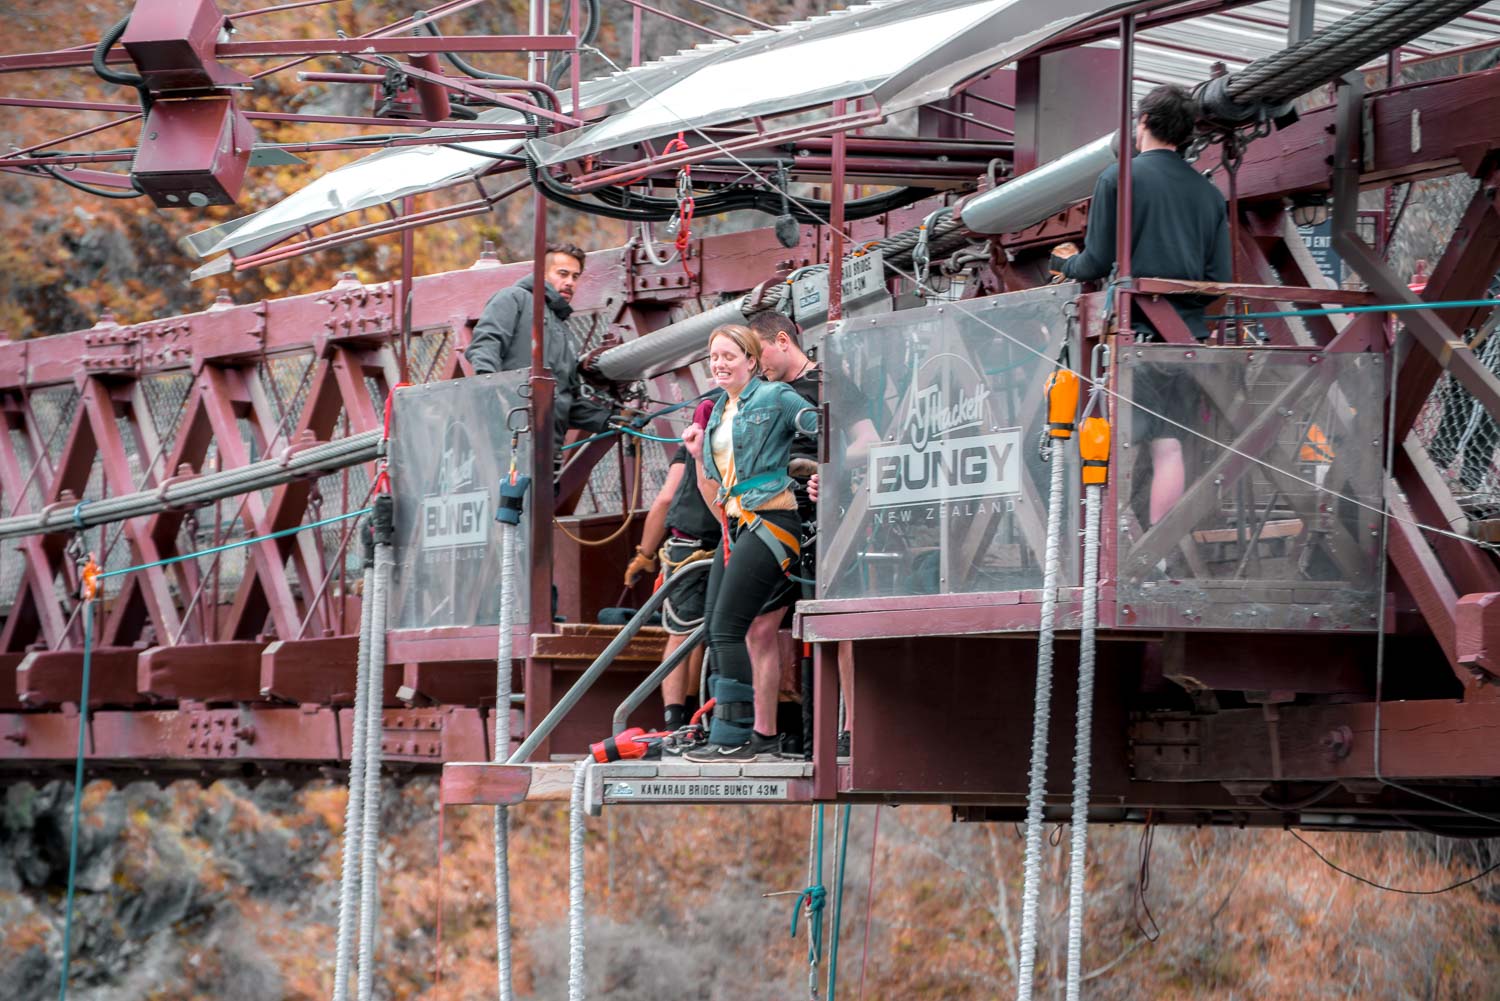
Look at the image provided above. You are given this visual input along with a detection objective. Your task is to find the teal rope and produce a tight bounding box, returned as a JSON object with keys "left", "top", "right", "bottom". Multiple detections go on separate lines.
{"left": 827, "top": 803, "right": 853, "bottom": 1000}
{"left": 560, "top": 423, "right": 684, "bottom": 451}
{"left": 619, "top": 426, "right": 683, "bottom": 445}
{"left": 1207, "top": 298, "right": 1497, "bottom": 322}
{"left": 791, "top": 805, "right": 828, "bottom": 967}
{"left": 55, "top": 507, "right": 369, "bottom": 995}
{"left": 559, "top": 398, "right": 698, "bottom": 451}
{"left": 560, "top": 427, "right": 623, "bottom": 452}
{"left": 58, "top": 598, "right": 94, "bottom": 1001}
{"left": 96, "top": 507, "right": 371, "bottom": 580}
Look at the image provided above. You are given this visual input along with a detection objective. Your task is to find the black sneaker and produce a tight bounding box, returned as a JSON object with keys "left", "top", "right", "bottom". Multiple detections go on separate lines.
{"left": 661, "top": 725, "right": 707, "bottom": 757}
{"left": 836, "top": 730, "right": 851, "bottom": 758}
{"left": 684, "top": 731, "right": 782, "bottom": 762}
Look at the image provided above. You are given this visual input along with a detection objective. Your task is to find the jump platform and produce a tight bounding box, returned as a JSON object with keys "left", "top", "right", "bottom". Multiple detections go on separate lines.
{"left": 442, "top": 759, "right": 822, "bottom": 814}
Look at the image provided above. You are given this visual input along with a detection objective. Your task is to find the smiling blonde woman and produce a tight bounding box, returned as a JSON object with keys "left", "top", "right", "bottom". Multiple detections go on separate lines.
{"left": 679, "top": 324, "right": 816, "bottom": 760}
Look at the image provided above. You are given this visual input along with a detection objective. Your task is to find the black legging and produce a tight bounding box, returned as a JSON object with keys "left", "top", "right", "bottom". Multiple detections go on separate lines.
{"left": 703, "top": 509, "right": 802, "bottom": 686}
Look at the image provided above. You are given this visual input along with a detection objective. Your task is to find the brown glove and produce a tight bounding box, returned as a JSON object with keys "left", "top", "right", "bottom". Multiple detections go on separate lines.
{"left": 1048, "top": 241, "right": 1080, "bottom": 282}
{"left": 623, "top": 546, "right": 658, "bottom": 588}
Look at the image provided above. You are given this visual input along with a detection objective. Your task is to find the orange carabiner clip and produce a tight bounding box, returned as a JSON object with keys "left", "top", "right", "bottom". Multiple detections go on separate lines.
{"left": 80, "top": 555, "right": 100, "bottom": 602}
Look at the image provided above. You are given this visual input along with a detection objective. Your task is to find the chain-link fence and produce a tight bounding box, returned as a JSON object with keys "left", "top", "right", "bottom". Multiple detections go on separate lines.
{"left": 1396, "top": 173, "right": 1500, "bottom": 522}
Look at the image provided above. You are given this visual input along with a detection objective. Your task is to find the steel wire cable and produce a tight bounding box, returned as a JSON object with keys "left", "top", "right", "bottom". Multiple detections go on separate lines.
{"left": 1227, "top": 0, "right": 1492, "bottom": 105}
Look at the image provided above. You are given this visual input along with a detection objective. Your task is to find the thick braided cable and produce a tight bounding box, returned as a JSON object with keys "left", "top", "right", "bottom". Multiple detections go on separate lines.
{"left": 568, "top": 760, "right": 589, "bottom": 1001}
{"left": 356, "top": 541, "right": 392, "bottom": 1001}
{"left": 494, "top": 519, "right": 518, "bottom": 1001}
{"left": 1016, "top": 440, "right": 1067, "bottom": 1000}
{"left": 1065, "top": 483, "right": 1103, "bottom": 1001}
{"left": 332, "top": 558, "right": 376, "bottom": 1001}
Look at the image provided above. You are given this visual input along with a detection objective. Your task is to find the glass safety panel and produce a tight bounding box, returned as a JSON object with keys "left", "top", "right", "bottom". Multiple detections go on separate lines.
{"left": 390, "top": 372, "right": 532, "bottom": 629}
{"left": 818, "top": 286, "right": 1079, "bottom": 601}
{"left": 1114, "top": 344, "right": 1385, "bottom": 632}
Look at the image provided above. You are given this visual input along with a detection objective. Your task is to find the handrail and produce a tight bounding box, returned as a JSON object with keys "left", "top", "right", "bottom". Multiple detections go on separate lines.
{"left": 609, "top": 566, "right": 809, "bottom": 734}
{"left": 508, "top": 559, "right": 712, "bottom": 763}
{"left": 611, "top": 623, "right": 706, "bottom": 735}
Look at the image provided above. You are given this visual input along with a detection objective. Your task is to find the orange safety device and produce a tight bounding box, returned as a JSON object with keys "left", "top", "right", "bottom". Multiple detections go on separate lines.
{"left": 1045, "top": 368, "right": 1080, "bottom": 439}
{"left": 589, "top": 727, "right": 671, "bottom": 763}
{"left": 80, "top": 556, "right": 100, "bottom": 602}
{"left": 1079, "top": 416, "right": 1112, "bottom": 486}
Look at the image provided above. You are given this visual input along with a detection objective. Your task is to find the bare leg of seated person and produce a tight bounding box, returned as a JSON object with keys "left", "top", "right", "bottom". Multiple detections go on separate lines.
{"left": 1149, "top": 437, "right": 1185, "bottom": 525}
{"left": 837, "top": 640, "right": 854, "bottom": 756}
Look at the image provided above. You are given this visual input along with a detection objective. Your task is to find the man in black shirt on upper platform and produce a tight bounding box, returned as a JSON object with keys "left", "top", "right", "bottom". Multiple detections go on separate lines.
{"left": 1053, "top": 83, "right": 1231, "bottom": 526}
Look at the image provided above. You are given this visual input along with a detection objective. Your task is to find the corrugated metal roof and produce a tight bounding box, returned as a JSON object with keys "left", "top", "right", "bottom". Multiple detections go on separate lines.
{"left": 191, "top": 0, "right": 1500, "bottom": 268}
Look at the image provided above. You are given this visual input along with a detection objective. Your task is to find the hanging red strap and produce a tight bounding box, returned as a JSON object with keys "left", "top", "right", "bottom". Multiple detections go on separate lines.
{"left": 382, "top": 381, "right": 411, "bottom": 442}
{"left": 373, "top": 381, "right": 410, "bottom": 497}
{"left": 661, "top": 132, "right": 696, "bottom": 283}
{"left": 675, "top": 194, "right": 696, "bottom": 282}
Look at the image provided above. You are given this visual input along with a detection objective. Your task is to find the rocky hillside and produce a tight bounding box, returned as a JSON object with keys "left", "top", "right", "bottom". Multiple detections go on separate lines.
{"left": 4, "top": 778, "right": 1500, "bottom": 999}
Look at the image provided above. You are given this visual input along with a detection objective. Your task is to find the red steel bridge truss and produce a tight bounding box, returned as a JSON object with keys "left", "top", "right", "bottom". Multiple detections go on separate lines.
{"left": 1, "top": 0, "right": 1500, "bottom": 835}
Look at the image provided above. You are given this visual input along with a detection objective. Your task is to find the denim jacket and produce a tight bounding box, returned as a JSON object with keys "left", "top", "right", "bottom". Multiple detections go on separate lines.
{"left": 702, "top": 377, "right": 816, "bottom": 512}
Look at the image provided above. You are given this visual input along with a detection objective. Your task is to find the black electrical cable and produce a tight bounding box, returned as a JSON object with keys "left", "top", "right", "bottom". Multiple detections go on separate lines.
{"left": 589, "top": 177, "right": 932, "bottom": 224}
{"left": 417, "top": 9, "right": 930, "bottom": 227}
{"left": 416, "top": 10, "right": 538, "bottom": 93}
{"left": 92, "top": 16, "right": 143, "bottom": 88}
{"left": 548, "top": 0, "right": 601, "bottom": 93}
{"left": 1255, "top": 782, "right": 1341, "bottom": 812}
{"left": 1289, "top": 829, "right": 1500, "bottom": 895}
{"left": 33, "top": 166, "right": 144, "bottom": 199}
{"left": 89, "top": 11, "right": 154, "bottom": 202}
{"left": 442, "top": 144, "right": 529, "bottom": 161}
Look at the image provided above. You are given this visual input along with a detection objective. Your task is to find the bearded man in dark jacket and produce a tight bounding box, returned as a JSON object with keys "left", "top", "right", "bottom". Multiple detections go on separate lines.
{"left": 465, "top": 242, "right": 613, "bottom": 454}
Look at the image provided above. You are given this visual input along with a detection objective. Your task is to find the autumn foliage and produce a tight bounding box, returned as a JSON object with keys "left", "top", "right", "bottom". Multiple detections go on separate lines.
{"left": 5, "top": 778, "right": 1500, "bottom": 999}
{"left": 0, "top": 0, "right": 626, "bottom": 338}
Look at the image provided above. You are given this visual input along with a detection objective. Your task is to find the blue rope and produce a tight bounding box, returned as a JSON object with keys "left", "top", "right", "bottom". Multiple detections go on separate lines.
{"left": 57, "top": 598, "right": 94, "bottom": 1001}
{"left": 1207, "top": 297, "right": 1497, "bottom": 322}
{"left": 96, "top": 508, "right": 371, "bottom": 580}
{"left": 791, "top": 804, "right": 828, "bottom": 968}
{"left": 827, "top": 803, "right": 853, "bottom": 1000}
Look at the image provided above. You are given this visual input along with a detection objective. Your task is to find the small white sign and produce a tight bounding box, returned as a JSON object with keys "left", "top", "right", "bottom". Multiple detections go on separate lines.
{"left": 422, "top": 490, "right": 490, "bottom": 548}
{"left": 793, "top": 250, "right": 886, "bottom": 323}
{"left": 603, "top": 779, "right": 789, "bottom": 802}
{"left": 867, "top": 429, "right": 1022, "bottom": 509}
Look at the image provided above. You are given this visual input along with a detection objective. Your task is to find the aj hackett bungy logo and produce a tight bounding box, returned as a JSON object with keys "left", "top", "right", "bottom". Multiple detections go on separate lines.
{"left": 422, "top": 419, "right": 489, "bottom": 549}
{"left": 868, "top": 355, "right": 1021, "bottom": 509}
